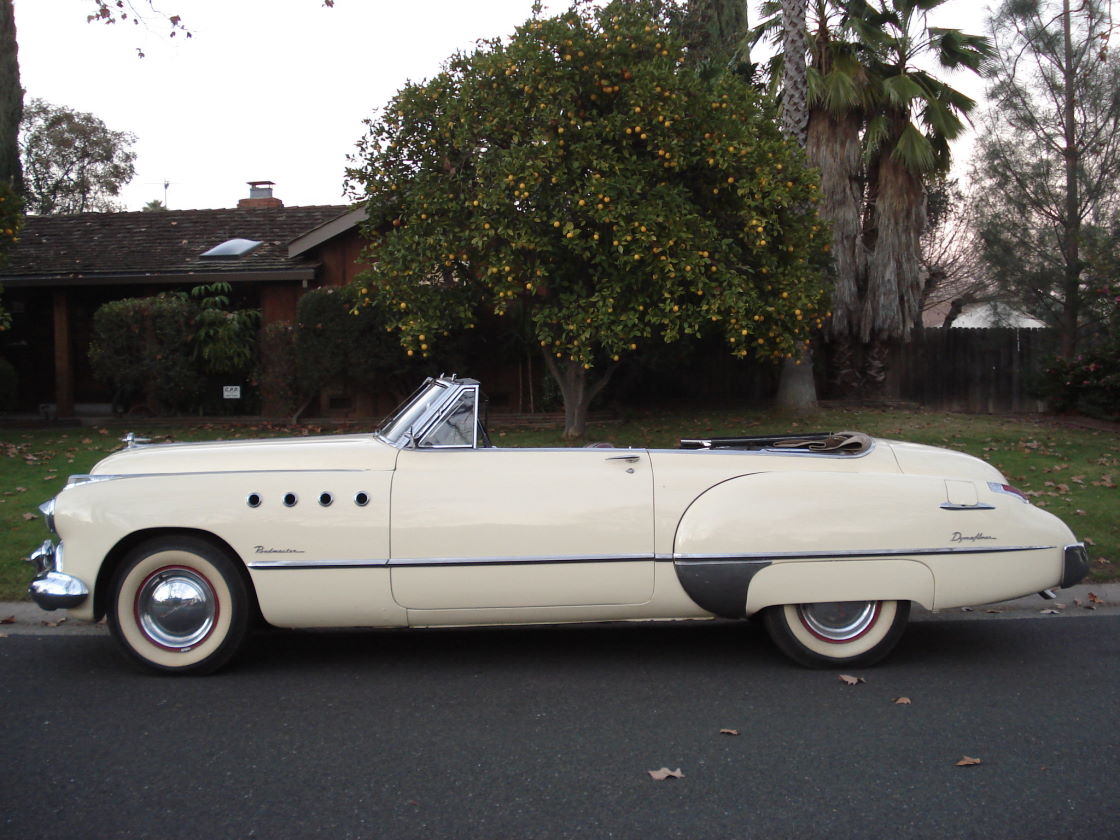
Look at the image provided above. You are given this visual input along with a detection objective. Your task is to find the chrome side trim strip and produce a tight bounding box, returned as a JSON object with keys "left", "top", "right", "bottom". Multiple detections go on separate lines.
{"left": 248, "top": 558, "right": 390, "bottom": 570}
{"left": 250, "top": 545, "right": 1055, "bottom": 572}
{"left": 248, "top": 554, "right": 657, "bottom": 570}
{"left": 389, "top": 553, "right": 655, "bottom": 568}
{"left": 940, "top": 502, "right": 997, "bottom": 511}
{"left": 674, "top": 545, "right": 1052, "bottom": 562}
{"left": 68, "top": 468, "right": 367, "bottom": 486}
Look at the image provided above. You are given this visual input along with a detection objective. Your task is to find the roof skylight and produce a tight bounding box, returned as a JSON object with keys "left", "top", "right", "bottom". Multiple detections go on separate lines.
{"left": 200, "top": 238, "right": 262, "bottom": 259}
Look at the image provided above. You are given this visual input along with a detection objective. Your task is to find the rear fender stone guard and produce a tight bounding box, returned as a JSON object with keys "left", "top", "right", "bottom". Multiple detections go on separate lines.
{"left": 673, "top": 558, "right": 770, "bottom": 618}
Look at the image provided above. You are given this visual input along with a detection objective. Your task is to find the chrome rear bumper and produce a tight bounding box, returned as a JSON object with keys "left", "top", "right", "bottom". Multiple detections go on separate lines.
{"left": 27, "top": 540, "right": 89, "bottom": 611}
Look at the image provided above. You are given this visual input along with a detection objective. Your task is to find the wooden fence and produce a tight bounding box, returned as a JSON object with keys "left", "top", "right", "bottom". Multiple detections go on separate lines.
{"left": 890, "top": 328, "right": 1055, "bottom": 413}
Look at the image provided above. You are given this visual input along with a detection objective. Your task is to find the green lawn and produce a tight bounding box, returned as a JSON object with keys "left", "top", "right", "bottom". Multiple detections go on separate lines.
{"left": 3, "top": 408, "right": 1117, "bottom": 601}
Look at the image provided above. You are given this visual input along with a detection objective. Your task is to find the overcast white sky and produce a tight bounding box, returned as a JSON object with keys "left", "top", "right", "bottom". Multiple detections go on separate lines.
{"left": 12, "top": 0, "right": 993, "bottom": 213}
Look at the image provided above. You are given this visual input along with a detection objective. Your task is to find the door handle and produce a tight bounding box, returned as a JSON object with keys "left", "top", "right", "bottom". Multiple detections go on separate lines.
{"left": 606, "top": 455, "right": 641, "bottom": 463}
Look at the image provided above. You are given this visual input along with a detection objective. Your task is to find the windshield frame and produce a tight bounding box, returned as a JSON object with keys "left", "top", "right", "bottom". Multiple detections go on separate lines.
{"left": 375, "top": 376, "right": 484, "bottom": 450}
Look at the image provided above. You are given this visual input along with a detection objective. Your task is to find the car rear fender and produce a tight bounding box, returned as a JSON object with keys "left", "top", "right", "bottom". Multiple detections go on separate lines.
{"left": 672, "top": 472, "right": 942, "bottom": 615}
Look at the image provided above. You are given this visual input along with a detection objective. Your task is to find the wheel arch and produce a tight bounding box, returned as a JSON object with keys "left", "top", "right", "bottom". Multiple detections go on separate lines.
{"left": 93, "top": 528, "right": 258, "bottom": 623}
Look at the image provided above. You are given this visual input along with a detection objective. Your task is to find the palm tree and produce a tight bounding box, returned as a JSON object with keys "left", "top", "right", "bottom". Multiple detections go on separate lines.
{"left": 755, "top": 0, "right": 989, "bottom": 394}
{"left": 682, "top": 0, "right": 752, "bottom": 75}
{"left": 755, "top": 0, "right": 872, "bottom": 393}
{"left": 853, "top": 0, "right": 990, "bottom": 388}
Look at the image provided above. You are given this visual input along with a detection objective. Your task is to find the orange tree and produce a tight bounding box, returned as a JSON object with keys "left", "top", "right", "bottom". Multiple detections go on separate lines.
{"left": 347, "top": 0, "right": 829, "bottom": 437}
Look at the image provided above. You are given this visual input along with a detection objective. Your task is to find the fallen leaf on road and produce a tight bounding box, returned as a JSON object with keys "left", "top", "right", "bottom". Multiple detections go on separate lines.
{"left": 838, "top": 674, "right": 865, "bottom": 686}
{"left": 893, "top": 697, "right": 912, "bottom": 705}
{"left": 648, "top": 768, "right": 685, "bottom": 781}
{"left": 0, "top": 615, "right": 14, "bottom": 624}
{"left": 42, "top": 617, "right": 67, "bottom": 628}
{"left": 1040, "top": 609, "right": 1061, "bottom": 615}
{"left": 719, "top": 729, "right": 741, "bottom": 736}
{"left": 955, "top": 756, "right": 982, "bottom": 767}
{"left": 1088, "top": 592, "right": 1103, "bottom": 604}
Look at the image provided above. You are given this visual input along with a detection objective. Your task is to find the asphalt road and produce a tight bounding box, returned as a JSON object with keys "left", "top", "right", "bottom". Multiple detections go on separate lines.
{"left": 2, "top": 615, "right": 1118, "bottom": 840}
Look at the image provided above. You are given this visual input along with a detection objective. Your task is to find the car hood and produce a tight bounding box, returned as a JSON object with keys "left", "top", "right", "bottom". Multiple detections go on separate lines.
{"left": 88, "top": 434, "right": 398, "bottom": 476}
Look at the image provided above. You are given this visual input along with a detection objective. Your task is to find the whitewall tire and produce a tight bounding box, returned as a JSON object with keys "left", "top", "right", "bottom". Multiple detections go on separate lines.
{"left": 108, "top": 536, "right": 249, "bottom": 675}
{"left": 763, "top": 600, "right": 910, "bottom": 668}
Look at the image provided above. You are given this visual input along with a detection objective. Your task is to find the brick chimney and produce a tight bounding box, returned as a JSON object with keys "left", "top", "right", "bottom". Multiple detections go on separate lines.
{"left": 238, "top": 180, "right": 283, "bottom": 209}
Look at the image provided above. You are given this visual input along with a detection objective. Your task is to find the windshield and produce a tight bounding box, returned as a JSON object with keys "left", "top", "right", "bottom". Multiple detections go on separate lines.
{"left": 375, "top": 378, "right": 448, "bottom": 443}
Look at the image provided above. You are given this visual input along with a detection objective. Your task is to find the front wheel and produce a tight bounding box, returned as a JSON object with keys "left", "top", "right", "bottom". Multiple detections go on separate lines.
{"left": 108, "top": 536, "right": 249, "bottom": 675}
{"left": 762, "top": 600, "right": 910, "bottom": 669}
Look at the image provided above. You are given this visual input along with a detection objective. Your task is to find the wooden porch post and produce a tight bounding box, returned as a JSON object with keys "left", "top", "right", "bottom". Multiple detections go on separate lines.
{"left": 52, "top": 291, "right": 74, "bottom": 417}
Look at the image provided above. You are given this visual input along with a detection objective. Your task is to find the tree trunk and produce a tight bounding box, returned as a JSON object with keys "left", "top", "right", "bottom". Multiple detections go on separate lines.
{"left": 774, "top": 352, "right": 817, "bottom": 412}
{"left": 0, "top": 0, "right": 23, "bottom": 191}
{"left": 863, "top": 338, "right": 891, "bottom": 397}
{"left": 542, "top": 354, "right": 616, "bottom": 439}
{"left": 827, "top": 334, "right": 862, "bottom": 398}
{"left": 861, "top": 150, "right": 925, "bottom": 345}
{"left": 779, "top": 0, "right": 809, "bottom": 147}
{"left": 774, "top": 0, "right": 817, "bottom": 409}
{"left": 1058, "top": 0, "right": 1080, "bottom": 359}
{"left": 811, "top": 109, "right": 866, "bottom": 343}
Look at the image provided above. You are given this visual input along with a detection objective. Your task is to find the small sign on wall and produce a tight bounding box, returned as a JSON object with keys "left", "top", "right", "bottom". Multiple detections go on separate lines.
{"left": 223, "top": 385, "right": 242, "bottom": 400}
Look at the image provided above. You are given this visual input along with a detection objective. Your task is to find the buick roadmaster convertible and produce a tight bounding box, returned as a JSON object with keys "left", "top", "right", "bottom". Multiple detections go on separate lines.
{"left": 28, "top": 375, "right": 1089, "bottom": 674}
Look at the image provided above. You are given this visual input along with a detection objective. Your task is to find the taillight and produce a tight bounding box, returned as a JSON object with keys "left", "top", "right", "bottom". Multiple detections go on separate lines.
{"left": 988, "top": 482, "right": 1029, "bottom": 503}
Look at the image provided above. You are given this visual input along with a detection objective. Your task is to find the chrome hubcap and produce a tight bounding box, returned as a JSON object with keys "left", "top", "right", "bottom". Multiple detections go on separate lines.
{"left": 798, "top": 601, "right": 878, "bottom": 642}
{"left": 137, "top": 568, "right": 216, "bottom": 650}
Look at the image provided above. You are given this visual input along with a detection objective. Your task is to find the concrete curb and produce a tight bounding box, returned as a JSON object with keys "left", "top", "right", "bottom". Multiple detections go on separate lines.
{"left": 3, "top": 584, "right": 1118, "bottom": 636}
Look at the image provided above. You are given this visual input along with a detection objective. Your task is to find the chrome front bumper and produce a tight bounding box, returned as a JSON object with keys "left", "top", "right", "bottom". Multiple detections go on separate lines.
{"left": 27, "top": 540, "right": 89, "bottom": 611}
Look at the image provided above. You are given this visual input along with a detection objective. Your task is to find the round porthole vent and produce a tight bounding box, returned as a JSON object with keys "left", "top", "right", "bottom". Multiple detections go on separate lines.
{"left": 247, "top": 493, "right": 262, "bottom": 508}
{"left": 354, "top": 492, "right": 370, "bottom": 507}
{"left": 283, "top": 492, "right": 298, "bottom": 507}
{"left": 319, "top": 492, "right": 334, "bottom": 507}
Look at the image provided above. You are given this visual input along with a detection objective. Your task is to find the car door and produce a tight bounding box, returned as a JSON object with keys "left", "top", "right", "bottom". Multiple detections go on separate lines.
{"left": 389, "top": 447, "right": 655, "bottom": 612}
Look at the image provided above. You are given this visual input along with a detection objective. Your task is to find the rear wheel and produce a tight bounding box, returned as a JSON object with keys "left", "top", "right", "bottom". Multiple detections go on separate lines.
{"left": 762, "top": 600, "right": 910, "bottom": 668}
{"left": 108, "top": 536, "right": 249, "bottom": 675}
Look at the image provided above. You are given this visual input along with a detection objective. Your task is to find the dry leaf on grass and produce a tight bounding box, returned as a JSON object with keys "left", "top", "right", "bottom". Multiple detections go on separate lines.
{"left": 21, "top": 513, "right": 37, "bottom": 521}
{"left": 838, "top": 674, "right": 865, "bottom": 686}
{"left": 648, "top": 767, "right": 685, "bottom": 781}
{"left": 955, "top": 756, "right": 982, "bottom": 767}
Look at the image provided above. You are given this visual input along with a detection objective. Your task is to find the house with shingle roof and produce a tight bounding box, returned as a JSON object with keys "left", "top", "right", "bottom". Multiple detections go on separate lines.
{"left": 0, "top": 184, "right": 365, "bottom": 415}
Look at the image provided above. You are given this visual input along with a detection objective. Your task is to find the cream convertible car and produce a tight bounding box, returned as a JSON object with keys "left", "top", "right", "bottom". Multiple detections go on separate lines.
{"left": 29, "top": 375, "right": 1088, "bottom": 674}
